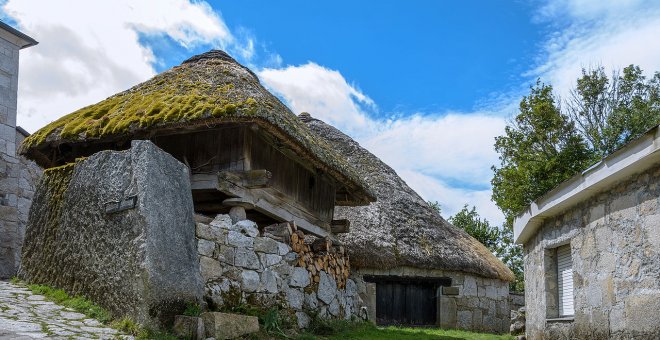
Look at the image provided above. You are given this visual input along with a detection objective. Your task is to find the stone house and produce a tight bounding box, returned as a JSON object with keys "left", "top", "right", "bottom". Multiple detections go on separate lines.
{"left": 0, "top": 21, "right": 41, "bottom": 279}
{"left": 514, "top": 125, "right": 660, "bottom": 339}
{"left": 18, "top": 50, "right": 374, "bottom": 327}
{"left": 302, "top": 113, "right": 515, "bottom": 333}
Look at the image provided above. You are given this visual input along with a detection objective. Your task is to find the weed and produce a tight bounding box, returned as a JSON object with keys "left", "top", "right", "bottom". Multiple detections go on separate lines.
{"left": 183, "top": 303, "right": 202, "bottom": 317}
{"left": 111, "top": 317, "right": 141, "bottom": 336}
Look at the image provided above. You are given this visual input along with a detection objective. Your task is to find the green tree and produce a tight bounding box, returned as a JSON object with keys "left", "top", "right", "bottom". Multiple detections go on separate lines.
{"left": 490, "top": 66, "right": 660, "bottom": 293}
{"left": 490, "top": 81, "right": 593, "bottom": 292}
{"left": 449, "top": 205, "right": 500, "bottom": 253}
{"left": 566, "top": 65, "right": 660, "bottom": 157}
{"left": 491, "top": 80, "right": 593, "bottom": 219}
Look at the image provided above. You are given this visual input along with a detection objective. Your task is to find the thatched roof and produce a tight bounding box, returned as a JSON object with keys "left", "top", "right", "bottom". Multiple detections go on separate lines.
{"left": 300, "top": 113, "right": 514, "bottom": 282}
{"left": 19, "top": 50, "right": 374, "bottom": 205}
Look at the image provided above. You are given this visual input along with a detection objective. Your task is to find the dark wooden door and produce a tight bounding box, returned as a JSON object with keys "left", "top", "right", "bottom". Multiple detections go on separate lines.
{"left": 375, "top": 281, "right": 437, "bottom": 325}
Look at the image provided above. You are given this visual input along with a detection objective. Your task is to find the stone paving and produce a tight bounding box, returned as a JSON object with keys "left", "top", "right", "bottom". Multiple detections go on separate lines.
{"left": 0, "top": 280, "right": 131, "bottom": 339}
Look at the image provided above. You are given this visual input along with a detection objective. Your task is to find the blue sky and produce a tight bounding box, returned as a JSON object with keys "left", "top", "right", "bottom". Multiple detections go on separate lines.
{"left": 148, "top": 1, "right": 542, "bottom": 114}
{"left": 4, "top": 0, "right": 660, "bottom": 225}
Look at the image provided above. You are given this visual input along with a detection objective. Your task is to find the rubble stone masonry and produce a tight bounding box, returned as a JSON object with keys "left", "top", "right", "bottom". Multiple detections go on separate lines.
{"left": 524, "top": 164, "right": 660, "bottom": 339}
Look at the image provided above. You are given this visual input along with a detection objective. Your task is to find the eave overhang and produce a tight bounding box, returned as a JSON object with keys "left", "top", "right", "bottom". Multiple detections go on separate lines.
{"left": 513, "top": 125, "right": 660, "bottom": 244}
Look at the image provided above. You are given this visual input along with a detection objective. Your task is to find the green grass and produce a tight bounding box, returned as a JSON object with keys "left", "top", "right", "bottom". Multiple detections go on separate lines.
{"left": 297, "top": 320, "right": 514, "bottom": 340}
{"left": 26, "top": 284, "right": 112, "bottom": 323}
{"left": 182, "top": 302, "right": 202, "bottom": 317}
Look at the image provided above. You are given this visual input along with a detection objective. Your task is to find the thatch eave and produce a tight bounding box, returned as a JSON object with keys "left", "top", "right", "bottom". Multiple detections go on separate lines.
{"left": 302, "top": 114, "right": 515, "bottom": 282}
{"left": 20, "top": 50, "right": 375, "bottom": 205}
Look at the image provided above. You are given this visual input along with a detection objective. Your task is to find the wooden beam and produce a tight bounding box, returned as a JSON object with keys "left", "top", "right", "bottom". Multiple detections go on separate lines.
{"left": 218, "top": 169, "right": 272, "bottom": 188}
{"left": 331, "top": 219, "right": 350, "bottom": 234}
{"left": 190, "top": 173, "right": 218, "bottom": 191}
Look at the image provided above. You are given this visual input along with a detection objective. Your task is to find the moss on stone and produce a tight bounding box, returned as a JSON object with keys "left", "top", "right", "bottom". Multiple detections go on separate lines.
{"left": 220, "top": 285, "right": 243, "bottom": 309}
{"left": 20, "top": 50, "right": 376, "bottom": 206}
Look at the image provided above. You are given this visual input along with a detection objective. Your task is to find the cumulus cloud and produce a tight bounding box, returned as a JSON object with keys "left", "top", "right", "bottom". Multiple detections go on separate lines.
{"left": 3, "top": 0, "right": 242, "bottom": 132}
{"left": 259, "top": 63, "right": 375, "bottom": 137}
{"left": 532, "top": 0, "right": 660, "bottom": 96}
{"left": 259, "top": 63, "right": 507, "bottom": 225}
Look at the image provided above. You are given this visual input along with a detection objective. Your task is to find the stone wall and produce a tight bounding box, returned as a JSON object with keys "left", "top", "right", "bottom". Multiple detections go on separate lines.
{"left": 14, "top": 129, "right": 41, "bottom": 269}
{"left": 523, "top": 163, "right": 660, "bottom": 339}
{"left": 19, "top": 141, "right": 203, "bottom": 328}
{"left": 0, "top": 33, "right": 21, "bottom": 279}
{"left": 195, "top": 215, "right": 364, "bottom": 328}
{"left": 509, "top": 292, "right": 525, "bottom": 312}
{"left": 353, "top": 267, "right": 510, "bottom": 333}
{"left": 0, "top": 129, "right": 40, "bottom": 279}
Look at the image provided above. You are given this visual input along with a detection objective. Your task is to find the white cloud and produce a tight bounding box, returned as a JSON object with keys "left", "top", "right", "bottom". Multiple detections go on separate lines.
{"left": 3, "top": 0, "right": 238, "bottom": 132}
{"left": 397, "top": 170, "right": 503, "bottom": 226}
{"left": 532, "top": 0, "right": 660, "bottom": 97}
{"left": 363, "top": 114, "right": 506, "bottom": 187}
{"left": 259, "top": 63, "right": 507, "bottom": 225}
{"left": 259, "top": 63, "right": 375, "bottom": 137}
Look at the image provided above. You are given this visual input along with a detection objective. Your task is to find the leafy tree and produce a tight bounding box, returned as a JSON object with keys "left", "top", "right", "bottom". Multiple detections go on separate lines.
{"left": 490, "top": 80, "right": 593, "bottom": 292}
{"left": 566, "top": 65, "right": 660, "bottom": 157}
{"left": 449, "top": 205, "right": 500, "bottom": 253}
{"left": 490, "top": 66, "right": 660, "bottom": 293}
{"left": 491, "top": 80, "right": 593, "bottom": 219}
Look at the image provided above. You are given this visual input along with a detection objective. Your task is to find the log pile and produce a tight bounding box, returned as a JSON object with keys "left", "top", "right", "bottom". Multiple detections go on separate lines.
{"left": 263, "top": 221, "right": 351, "bottom": 288}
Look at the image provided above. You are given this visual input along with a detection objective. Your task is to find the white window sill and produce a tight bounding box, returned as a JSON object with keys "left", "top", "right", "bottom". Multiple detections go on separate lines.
{"left": 546, "top": 317, "right": 574, "bottom": 322}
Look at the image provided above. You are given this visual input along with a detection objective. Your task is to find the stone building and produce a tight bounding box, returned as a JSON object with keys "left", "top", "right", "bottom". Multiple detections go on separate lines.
{"left": 0, "top": 21, "right": 40, "bottom": 279}
{"left": 301, "top": 113, "right": 515, "bottom": 333}
{"left": 514, "top": 125, "right": 660, "bottom": 339}
{"left": 18, "top": 51, "right": 374, "bottom": 327}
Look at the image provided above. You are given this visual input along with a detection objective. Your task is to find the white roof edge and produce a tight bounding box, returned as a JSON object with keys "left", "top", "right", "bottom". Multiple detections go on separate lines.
{"left": 514, "top": 125, "right": 660, "bottom": 244}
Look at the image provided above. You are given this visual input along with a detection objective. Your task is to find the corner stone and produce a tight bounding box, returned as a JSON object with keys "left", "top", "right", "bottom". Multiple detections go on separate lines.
{"left": 202, "top": 312, "right": 259, "bottom": 339}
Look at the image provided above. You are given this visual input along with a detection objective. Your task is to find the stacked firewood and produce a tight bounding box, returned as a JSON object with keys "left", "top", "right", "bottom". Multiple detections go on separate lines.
{"left": 263, "top": 221, "right": 351, "bottom": 288}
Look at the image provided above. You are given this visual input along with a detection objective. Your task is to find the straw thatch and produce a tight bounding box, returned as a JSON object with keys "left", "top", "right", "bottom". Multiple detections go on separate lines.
{"left": 300, "top": 113, "right": 515, "bottom": 282}
{"left": 19, "top": 50, "right": 374, "bottom": 205}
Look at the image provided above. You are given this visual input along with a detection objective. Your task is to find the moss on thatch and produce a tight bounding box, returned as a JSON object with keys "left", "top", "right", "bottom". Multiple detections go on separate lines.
{"left": 20, "top": 50, "right": 374, "bottom": 205}
{"left": 301, "top": 113, "right": 515, "bottom": 282}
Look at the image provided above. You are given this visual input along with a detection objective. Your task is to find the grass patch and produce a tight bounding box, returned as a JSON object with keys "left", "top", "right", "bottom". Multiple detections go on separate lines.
{"left": 183, "top": 302, "right": 202, "bottom": 317}
{"left": 111, "top": 317, "right": 141, "bottom": 336}
{"left": 25, "top": 283, "right": 111, "bottom": 323}
{"left": 297, "top": 320, "right": 514, "bottom": 340}
{"left": 318, "top": 322, "right": 514, "bottom": 340}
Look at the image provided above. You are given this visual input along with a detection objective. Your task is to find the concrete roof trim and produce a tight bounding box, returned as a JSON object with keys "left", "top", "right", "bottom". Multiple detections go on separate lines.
{"left": 514, "top": 125, "right": 660, "bottom": 244}
{"left": 0, "top": 21, "right": 38, "bottom": 49}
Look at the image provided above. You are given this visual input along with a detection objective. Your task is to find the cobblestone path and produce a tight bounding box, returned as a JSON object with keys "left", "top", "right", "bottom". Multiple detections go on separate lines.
{"left": 0, "top": 280, "right": 130, "bottom": 339}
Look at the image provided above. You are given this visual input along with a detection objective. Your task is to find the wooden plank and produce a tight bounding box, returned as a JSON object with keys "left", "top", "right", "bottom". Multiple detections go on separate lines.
{"left": 218, "top": 169, "right": 272, "bottom": 188}
{"left": 190, "top": 173, "right": 219, "bottom": 190}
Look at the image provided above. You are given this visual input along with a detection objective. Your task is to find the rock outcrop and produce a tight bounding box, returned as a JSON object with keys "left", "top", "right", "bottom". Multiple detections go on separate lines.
{"left": 19, "top": 140, "right": 203, "bottom": 327}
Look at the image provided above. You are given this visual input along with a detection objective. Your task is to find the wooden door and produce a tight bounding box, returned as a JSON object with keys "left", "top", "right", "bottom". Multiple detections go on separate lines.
{"left": 375, "top": 281, "right": 437, "bottom": 325}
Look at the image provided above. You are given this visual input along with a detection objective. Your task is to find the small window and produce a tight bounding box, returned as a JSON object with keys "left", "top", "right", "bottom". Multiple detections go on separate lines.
{"left": 556, "top": 244, "right": 574, "bottom": 317}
